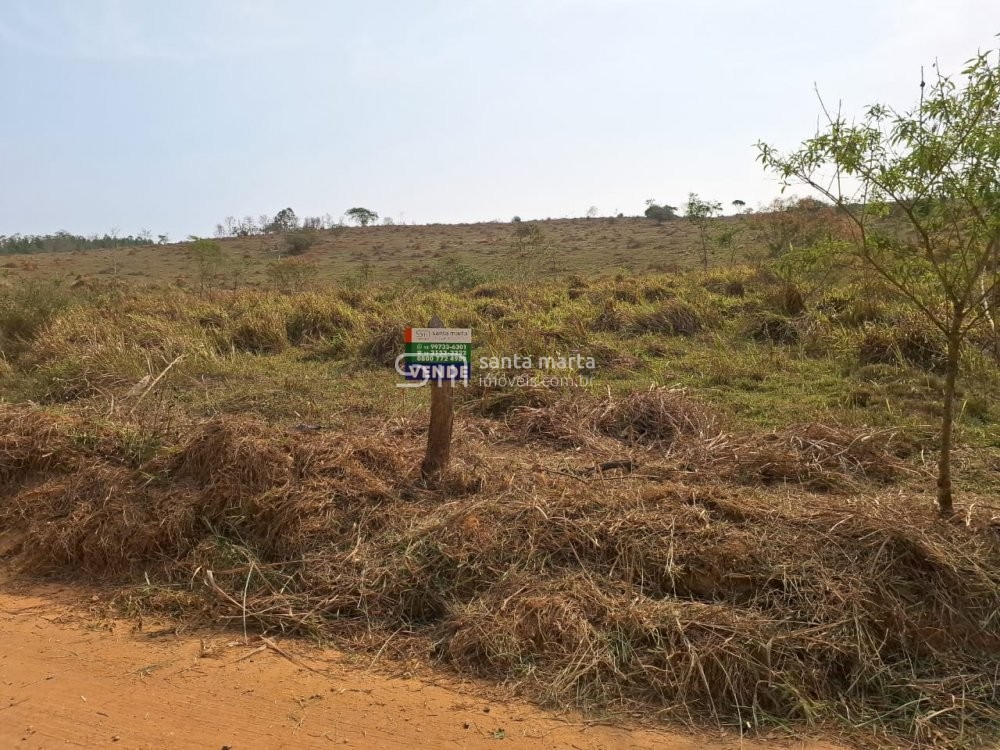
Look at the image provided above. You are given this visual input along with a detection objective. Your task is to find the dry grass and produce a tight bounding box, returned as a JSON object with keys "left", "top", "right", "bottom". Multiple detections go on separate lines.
{"left": 696, "top": 423, "right": 914, "bottom": 491}
{"left": 2, "top": 402, "right": 999, "bottom": 748}
{"left": 509, "top": 388, "right": 716, "bottom": 450}
{"left": 1, "top": 216, "right": 755, "bottom": 287}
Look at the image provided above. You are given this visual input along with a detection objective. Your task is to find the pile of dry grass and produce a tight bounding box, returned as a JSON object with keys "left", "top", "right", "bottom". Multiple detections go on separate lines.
{"left": 459, "top": 382, "right": 560, "bottom": 418}
{"left": 209, "top": 483, "right": 1000, "bottom": 747}
{"left": 7, "top": 468, "right": 203, "bottom": 574}
{"left": 0, "top": 406, "right": 80, "bottom": 484}
{"left": 2, "top": 404, "right": 1000, "bottom": 747}
{"left": 170, "top": 416, "right": 294, "bottom": 503}
{"left": 510, "top": 388, "right": 717, "bottom": 449}
{"left": 591, "top": 388, "right": 718, "bottom": 444}
{"left": 697, "top": 423, "right": 911, "bottom": 491}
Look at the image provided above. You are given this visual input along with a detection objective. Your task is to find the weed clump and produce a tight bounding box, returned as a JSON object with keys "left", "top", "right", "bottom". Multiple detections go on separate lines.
{"left": 741, "top": 313, "right": 799, "bottom": 344}
{"left": 226, "top": 310, "right": 288, "bottom": 354}
{"left": 0, "top": 280, "right": 72, "bottom": 355}
{"left": 858, "top": 325, "right": 946, "bottom": 373}
{"left": 285, "top": 294, "right": 357, "bottom": 345}
{"left": 356, "top": 320, "right": 404, "bottom": 367}
{"left": 590, "top": 302, "right": 632, "bottom": 333}
{"left": 632, "top": 300, "right": 702, "bottom": 336}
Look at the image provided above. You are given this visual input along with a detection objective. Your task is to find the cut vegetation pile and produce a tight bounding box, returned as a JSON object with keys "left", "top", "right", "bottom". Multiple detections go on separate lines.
{"left": 1, "top": 401, "right": 999, "bottom": 749}
{"left": 510, "top": 387, "right": 718, "bottom": 449}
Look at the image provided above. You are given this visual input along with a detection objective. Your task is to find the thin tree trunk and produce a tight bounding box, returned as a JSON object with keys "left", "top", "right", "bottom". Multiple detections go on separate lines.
{"left": 936, "top": 319, "right": 962, "bottom": 516}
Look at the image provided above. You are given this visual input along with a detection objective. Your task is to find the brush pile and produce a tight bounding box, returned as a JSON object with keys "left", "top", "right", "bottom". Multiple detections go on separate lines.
{"left": 510, "top": 387, "right": 717, "bottom": 449}
{"left": 1, "top": 402, "right": 999, "bottom": 748}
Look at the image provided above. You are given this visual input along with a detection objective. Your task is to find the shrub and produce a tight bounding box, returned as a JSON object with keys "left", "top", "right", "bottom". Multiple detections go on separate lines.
{"left": 419, "top": 259, "right": 489, "bottom": 292}
{"left": 285, "top": 230, "right": 318, "bottom": 256}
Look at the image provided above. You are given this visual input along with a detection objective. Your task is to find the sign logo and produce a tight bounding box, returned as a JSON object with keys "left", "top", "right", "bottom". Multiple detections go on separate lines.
{"left": 396, "top": 327, "right": 472, "bottom": 387}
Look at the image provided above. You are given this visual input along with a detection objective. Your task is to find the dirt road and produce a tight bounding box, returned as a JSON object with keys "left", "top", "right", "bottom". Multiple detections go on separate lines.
{"left": 0, "top": 580, "right": 843, "bottom": 750}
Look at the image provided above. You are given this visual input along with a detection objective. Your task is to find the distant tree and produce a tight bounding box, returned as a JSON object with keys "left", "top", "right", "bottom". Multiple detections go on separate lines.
{"left": 511, "top": 216, "right": 522, "bottom": 223}
{"left": 731, "top": 199, "right": 747, "bottom": 213}
{"left": 586, "top": 206, "right": 599, "bottom": 219}
{"left": 644, "top": 199, "right": 678, "bottom": 224}
{"left": 345, "top": 207, "right": 378, "bottom": 227}
{"left": 382, "top": 216, "right": 395, "bottom": 226}
{"left": 237, "top": 215, "right": 258, "bottom": 237}
{"left": 157, "top": 234, "right": 169, "bottom": 245}
{"left": 685, "top": 193, "right": 723, "bottom": 270}
{"left": 758, "top": 49, "right": 1000, "bottom": 515}
{"left": 267, "top": 208, "right": 299, "bottom": 233}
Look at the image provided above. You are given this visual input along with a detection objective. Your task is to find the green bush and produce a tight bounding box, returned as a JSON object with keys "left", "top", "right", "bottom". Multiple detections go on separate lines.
{"left": 285, "top": 230, "right": 318, "bottom": 256}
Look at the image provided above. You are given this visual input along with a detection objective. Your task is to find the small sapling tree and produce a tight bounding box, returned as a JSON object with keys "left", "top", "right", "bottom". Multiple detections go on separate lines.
{"left": 187, "top": 239, "right": 227, "bottom": 296}
{"left": 758, "top": 49, "right": 1000, "bottom": 514}
{"left": 685, "top": 193, "right": 723, "bottom": 270}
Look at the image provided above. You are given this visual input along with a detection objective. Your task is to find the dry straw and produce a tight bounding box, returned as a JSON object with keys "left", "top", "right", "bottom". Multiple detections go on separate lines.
{"left": 1, "top": 402, "right": 999, "bottom": 748}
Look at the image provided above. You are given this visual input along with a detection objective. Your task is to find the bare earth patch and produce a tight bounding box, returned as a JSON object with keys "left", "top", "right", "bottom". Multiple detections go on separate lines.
{"left": 0, "top": 575, "right": 843, "bottom": 750}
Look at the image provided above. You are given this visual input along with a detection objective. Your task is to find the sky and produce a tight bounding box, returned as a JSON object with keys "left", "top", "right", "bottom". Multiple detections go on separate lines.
{"left": 0, "top": 0, "right": 997, "bottom": 239}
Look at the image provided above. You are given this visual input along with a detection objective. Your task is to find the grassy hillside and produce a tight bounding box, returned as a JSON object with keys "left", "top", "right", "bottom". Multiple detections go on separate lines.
{"left": 0, "top": 216, "right": 760, "bottom": 287}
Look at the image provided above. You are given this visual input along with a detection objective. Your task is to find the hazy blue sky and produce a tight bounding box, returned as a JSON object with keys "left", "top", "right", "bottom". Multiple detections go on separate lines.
{"left": 1, "top": 1, "right": 996, "bottom": 238}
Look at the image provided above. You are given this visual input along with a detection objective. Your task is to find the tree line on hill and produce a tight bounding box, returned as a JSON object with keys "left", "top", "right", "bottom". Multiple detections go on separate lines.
{"left": 214, "top": 207, "right": 381, "bottom": 238}
{"left": 0, "top": 229, "right": 165, "bottom": 256}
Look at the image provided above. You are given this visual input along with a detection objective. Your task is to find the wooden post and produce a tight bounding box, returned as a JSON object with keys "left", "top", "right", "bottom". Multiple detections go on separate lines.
{"left": 421, "top": 315, "right": 454, "bottom": 480}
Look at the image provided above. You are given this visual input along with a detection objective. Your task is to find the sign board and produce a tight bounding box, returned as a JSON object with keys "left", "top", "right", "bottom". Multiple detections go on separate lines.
{"left": 402, "top": 327, "right": 472, "bottom": 382}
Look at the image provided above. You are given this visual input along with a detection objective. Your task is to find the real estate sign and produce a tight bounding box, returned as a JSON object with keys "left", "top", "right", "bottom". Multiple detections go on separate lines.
{"left": 402, "top": 327, "right": 472, "bottom": 382}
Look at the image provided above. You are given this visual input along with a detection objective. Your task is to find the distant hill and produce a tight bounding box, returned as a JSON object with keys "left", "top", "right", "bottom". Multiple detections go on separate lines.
{"left": 0, "top": 216, "right": 768, "bottom": 286}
